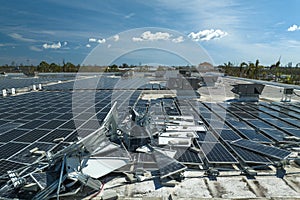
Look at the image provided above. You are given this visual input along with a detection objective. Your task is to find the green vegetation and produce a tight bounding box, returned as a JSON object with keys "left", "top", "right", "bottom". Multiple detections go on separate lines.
{"left": 219, "top": 59, "right": 300, "bottom": 85}
{"left": 2, "top": 59, "right": 300, "bottom": 85}
{"left": 0, "top": 61, "right": 142, "bottom": 73}
{"left": 0, "top": 61, "right": 80, "bottom": 73}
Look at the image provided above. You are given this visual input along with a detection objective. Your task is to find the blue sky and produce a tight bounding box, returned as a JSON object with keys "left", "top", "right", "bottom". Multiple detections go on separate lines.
{"left": 1, "top": 0, "right": 300, "bottom": 66}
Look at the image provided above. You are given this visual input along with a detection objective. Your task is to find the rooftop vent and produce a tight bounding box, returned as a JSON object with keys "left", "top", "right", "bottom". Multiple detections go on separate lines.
{"left": 201, "top": 76, "right": 218, "bottom": 87}
{"left": 231, "top": 83, "right": 265, "bottom": 102}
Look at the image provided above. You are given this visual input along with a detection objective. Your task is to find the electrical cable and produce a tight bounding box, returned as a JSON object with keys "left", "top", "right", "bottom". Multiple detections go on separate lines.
{"left": 293, "top": 91, "right": 300, "bottom": 97}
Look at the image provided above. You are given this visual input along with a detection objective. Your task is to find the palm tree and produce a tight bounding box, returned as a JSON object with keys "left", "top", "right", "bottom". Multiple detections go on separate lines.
{"left": 254, "top": 59, "right": 260, "bottom": 79}
{"left": 239, "top": 62, "right": 248, "bottom": 77}
{"left": 223, "top": 61, "right": 234, "bottom": 75}
{"left": 270, "top": 57, "right": 281, "bottom": 82}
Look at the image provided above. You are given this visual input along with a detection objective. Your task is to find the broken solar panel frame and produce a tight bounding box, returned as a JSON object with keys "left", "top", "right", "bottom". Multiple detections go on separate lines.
{"left": 151, "top": 149, "right": 187, "bottom": 179}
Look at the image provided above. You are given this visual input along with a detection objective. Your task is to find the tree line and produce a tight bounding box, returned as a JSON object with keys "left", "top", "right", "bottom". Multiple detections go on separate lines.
{"left": 0, "top": 62, "right": 148, "bottom": 73}
{"left": 2, "top": 59, "right": 300, "bottom": 85}
{"left": 219, "top": 59, "right": 300, "bottom": 85}
{"left": 0, "top": 61, "right": 80, "bottom": 73}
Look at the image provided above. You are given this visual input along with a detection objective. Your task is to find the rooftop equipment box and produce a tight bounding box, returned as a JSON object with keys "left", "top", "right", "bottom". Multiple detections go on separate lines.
{"left": 231, "top": 83, "right": 265, "bottom": 102}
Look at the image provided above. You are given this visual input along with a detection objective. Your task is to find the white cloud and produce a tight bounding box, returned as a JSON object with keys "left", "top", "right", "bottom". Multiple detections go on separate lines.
{"left": 132, "top": 37, "right": 143, "bottom": 42}
{"left": 86, "top": 44, "right": 91, "bottom": 48}
{"left": 287, "top": 24, "right": 300, "bottom": 32}
{"left": 97, "top": 38, "right": 106, "bottom": 44}
{"left": 172, "top": 36, "right": 184, "bottom": 43}
{"left": 42, "top": 42, "right": 62, "bottom": 49}
{"left": 8, "top": 33, "right": 36, "bottom": 42}
{"left": 89, "top": 38, "right": 97, "bottom": 42}
{"left": 0, "top": 43, "right": 14, "bottom": 47}
{"left": 113, "top": 34, "right": 119, "bottom": 41}
{"left": 125, "top": 13, "right": 135, "bottom": 19}
{"left": 132, "top": 31, "right": 171, "bottom": 42}
{"left": 29, "top": 46, "right": 42, "bottom": 52}
{"left": 188, "top": 29, "right": 228, "bottom": 41}
{"left": 89, "top": 37, "right": 106, "bottom": 44}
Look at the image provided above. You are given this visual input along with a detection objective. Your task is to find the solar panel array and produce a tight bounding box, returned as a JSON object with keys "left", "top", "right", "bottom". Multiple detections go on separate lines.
{"left": 0, "top": 74, "right": 76, "bottom": 90}
{"left": 193, "top": 101, "right": 296, "bottom": 164}
{"left": 0, "top": 75, "right": 147, "bottom": 175}
{"left": 0, "top": 74, "right": 298, "bottom": 179}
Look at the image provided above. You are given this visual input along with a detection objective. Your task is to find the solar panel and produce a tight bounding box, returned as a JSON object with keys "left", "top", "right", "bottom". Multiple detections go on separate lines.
{"left": 267, "top": 119, "right": 297, "bottom": 129}
{"left": 259, "top": 129, "right": 286, "bottom": 142}
{"left": 39, "top": 113, "right": 62, "bottom": 120}
{"left": 0, "top": 129, "right": 28, "bottom": 143}
{"left": 5, "top": 113, "right": 28, "bottom": 120}
{"left": 39, "top": 129, "right": 73, "bottom": 143}
{"left": 199, "top": 142, "right": 238, "bottom": 163}
{"left": 20, "top": 113, "right": 45, "bottom": 120}
{"left": 236, "top": 129, "right": 273, "bottom": 143}
{"left": 75, "top": 112, "right": 95, "bottom": 120}
{"left": 174, "top": 147, "right": 203, "bottom": 164}
{"left": 214, "top": 129, "right": 242, "bottom": 141}
{"left": 40, "top": 107, "right": 58, "bottom": 113}
{"left": 282, "top": 118, "right": 300, "bottom": 127}
{"left": 0, "top": 142, "right": 29, "bottom": 159}
{"left": 226, "top": 119, "right": 252, "bottom": 129}
{"left": 0, "top": 159, "right": 26, "bottom": 175}
{"left": 223, "top": 112, "right": 237, "bottom": 120}
{"left": 14, "top": 119, "right": 30, "bottom": 124}
{"left": 0, "top": 74, "right": 76, "bottom": 90}
{"left": 55, "top": 108, "right": 71, "bottom": 113}
{"left": 284, "top": 128, "right": 300, "bottom": 137}
{"left": 15, "top": 129, "right": 50, "bottom": 143}
{"left": 246, "top": 119, "right": 274, "bottom": 129}
{"left": 226, "top": 106, "right": 241, "bottom": 112}
{"left": 59, "top": 120, "right": 79, "bottom": 130}
{"left": 0, "top": 122, "right": 23, "bottom": 133}
{"left": 152, "top": 150, "right": 187, "bottom": 178}
{"left": 0, "top": 120, "right": 10, "bottom": 126}
{"left": 39, "top": 120, "right": 65, "bottom": 129}
{"left": 256, "top": 112, "right": 274, "bottom": 119}
{"left": 206, "top": 119, "right": 229, "bottom": 130}
{"left": 231, "top": 139, "right": 291, "bottom": 159}
{"left": 18, "top": 120, "right": 47, "bottom": 130}
{"left": 228, "top": 143, "right": 271, "bottom": 164}
{"left": 199, "top": 112, "right": 213, "bottom": 119}
{"left": 196, "top": 131, "right": 219, "bottom": 142}
{"left": 10, "top": 142, "right": 55, "bottom": 164}
{"left": 80, "top": 120, "right": 101, "bottom": 130}
{"left": 56, "top": 113, "right": 73, "bottom": 120}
